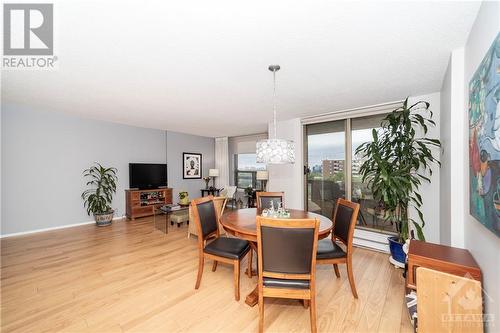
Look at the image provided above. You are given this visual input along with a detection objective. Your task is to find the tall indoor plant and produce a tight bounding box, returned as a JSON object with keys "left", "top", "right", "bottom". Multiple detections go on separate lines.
{"left": 81, "top": 162, "right": 118, "bottom": 226}
{"left": 355, "top": 98, "right": 440, "bottom": 263}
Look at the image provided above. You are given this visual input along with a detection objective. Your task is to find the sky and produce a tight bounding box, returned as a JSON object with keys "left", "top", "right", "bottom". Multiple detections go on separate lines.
{"left": 307, "top": 128, "right": 375, "bottom": 167}
{"left": 237, "top": 154, "right": 266, "bottom": 171}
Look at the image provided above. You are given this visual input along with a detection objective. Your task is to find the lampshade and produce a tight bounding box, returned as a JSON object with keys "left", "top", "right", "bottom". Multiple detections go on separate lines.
{"left": 256, "top": 170, "right": 269, "bottom": 180}
{"left": 255, "top": 65, "right": 295, "bottom": 164}
{"left": 209, "top": 169, "right": 219, "bottom": 177}
{"left": 256, "top": 139, "right": 295, "bottom": 164}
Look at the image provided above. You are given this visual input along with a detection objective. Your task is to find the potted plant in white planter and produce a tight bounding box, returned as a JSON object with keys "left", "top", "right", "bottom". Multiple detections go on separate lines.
{"left": 355, "top": 98, "right": 440, "bottom": 264}
{"left": 81, "top": 163, "right": 118, "bottom": 226}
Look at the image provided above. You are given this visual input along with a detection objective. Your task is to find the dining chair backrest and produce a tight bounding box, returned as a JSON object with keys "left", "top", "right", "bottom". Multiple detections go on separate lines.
{"left": 213, "top": 196, "right": 228, "bottom": 220}
{"left": 332, "top": 198, "right": 360, "bottom": 246}
{"left": 256, "top": 192, "right": 285, "bottom": 210}
{"left": 191, "top": 196, "right": 219, "bottom": 241}
{"left": 257, "top": 217, "right": 319, "bottom": 276}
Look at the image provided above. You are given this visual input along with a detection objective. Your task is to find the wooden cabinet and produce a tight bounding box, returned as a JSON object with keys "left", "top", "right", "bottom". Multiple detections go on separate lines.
{"left": 125, "top": 188, "right": 172, "bottom": 220}
{"left": 406, "top": 240, "right": 481, "bottom": 290}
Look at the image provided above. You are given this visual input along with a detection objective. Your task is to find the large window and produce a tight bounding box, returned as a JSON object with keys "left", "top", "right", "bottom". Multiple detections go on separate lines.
{"left": 305, "top": 114, "right": 395, "bottom": 234}
{"left": 306, "top": 120, "right": 346, "bottom": 218}
{"left": 234, "top": 153, "right": 266, "bottom": 189}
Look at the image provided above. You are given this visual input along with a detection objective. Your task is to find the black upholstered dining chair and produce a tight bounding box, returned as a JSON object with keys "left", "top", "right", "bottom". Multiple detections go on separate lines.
{"left": 256, "top": 216, "right": 319, "bottom": 333}
{"left": 191, "top": 196, "right": 251, "bottom": 301}
{"left": 256, "top": 191, "right": 284, "bottom": 210}
{"left": 316, "top": 198, "right": 360, "bottom": 298}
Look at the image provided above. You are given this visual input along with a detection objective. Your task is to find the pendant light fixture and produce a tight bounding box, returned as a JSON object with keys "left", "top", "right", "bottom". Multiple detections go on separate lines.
{"left": 256, "top": 65, "right": 295, "bottom": 164}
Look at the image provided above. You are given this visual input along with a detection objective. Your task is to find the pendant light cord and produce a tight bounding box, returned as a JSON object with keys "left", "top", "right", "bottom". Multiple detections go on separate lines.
{"left": 273, "top": 68, "right": 277, "bottom": 140}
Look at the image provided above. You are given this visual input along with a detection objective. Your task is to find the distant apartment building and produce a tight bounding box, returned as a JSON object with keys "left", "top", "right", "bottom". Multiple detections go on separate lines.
{"left": 321, "top": 158, "right": 363, "bottom": 177}
{"left": 352, "top": 159, "right": 362, "bottom": 175}
{"left": 322, "top": 159, "right": 344, "bottom": 177}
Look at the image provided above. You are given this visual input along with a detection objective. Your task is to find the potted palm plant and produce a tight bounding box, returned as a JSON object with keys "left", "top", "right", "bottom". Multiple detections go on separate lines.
{"left": 355, "top": 98, "right": 440, "bottom": 264}
{"left": 81, "top": 162, "right": 118, "bottom": 226}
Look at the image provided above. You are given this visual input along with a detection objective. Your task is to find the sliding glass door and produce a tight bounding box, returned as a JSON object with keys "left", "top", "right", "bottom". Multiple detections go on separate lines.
{"left": 305, "top": 114, "right": 394, "bottom": 234}
{"left": 306, "top": 120, "right": 346, "bottom": 218}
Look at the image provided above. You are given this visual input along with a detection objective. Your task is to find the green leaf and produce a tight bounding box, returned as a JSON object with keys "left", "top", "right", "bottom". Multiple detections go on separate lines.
{"left": 355, "top": 98, "right": 439, "bottom": 241}
{"left": 82, "top": 162, "right": 118, "bottom": 215}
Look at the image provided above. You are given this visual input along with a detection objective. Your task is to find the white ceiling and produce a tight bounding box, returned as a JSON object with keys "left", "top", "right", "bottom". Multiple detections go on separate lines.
{"left": 2, "top": 0, "right": 480, "bottom": 137}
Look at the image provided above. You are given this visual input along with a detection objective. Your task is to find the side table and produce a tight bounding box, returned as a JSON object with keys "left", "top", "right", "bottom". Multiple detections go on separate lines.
{"left": 153, "top": 205, "right": 189, "bottom": 234}
{"left": 200, "top": 188, "right": 220, "bottom": 197}
{"left": 406, "top": 240, "right": 481, "bottom": 290}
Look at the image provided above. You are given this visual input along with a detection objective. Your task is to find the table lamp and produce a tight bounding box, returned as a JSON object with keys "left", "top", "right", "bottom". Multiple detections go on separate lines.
{"left": 256, "top": 170, "right": 268, "bottom": 191}
{"left": 209, "top": 169, "right": 219, "bottom": 188}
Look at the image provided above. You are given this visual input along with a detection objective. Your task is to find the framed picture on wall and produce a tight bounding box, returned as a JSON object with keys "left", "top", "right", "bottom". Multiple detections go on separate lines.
{"left": 183, "top": 152, "right": 202, "bottom": 179}
{"left": 469, "top": 32, "right": 500, "bottom": 238}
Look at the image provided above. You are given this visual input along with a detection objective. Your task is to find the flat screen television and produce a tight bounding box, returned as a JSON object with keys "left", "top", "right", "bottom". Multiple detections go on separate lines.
{"left": 129, "top": 163, "right": 168, "bottom": 189}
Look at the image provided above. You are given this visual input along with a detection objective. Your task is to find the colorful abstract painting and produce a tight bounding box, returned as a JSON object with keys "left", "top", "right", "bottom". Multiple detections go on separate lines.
{"left": 469, "top": 32, "right": 500, "bottom": 238}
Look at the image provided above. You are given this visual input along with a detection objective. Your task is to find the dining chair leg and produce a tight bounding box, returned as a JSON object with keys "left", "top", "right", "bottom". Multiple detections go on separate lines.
{"left": 195, "top": 256, "right": 204, "bottom": 289}
{"left": 302, "top": 299, "right": 310, "bottom": 308}
{"left": 309, "top": 296, "right": 317, "bottom": 333}
{"left": 333, "top": 264, "right": 340, "bottom": 278}
{"left": 346, "top": 256, "right": 358, "bottom": 298}
{"left": 234, "top": 259, "right": 240, "bottom": 301}
{"left": 212, "top": 260, "right": 218, "bottom": 272}
{"left": 247, "top": 250, "right": 253, "bottom": 278}
{"left": 258, "top": 293, "right": 264, "bottom": 333}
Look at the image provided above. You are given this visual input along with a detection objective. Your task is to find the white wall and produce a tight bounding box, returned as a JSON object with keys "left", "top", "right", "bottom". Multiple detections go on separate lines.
{"left": 440, "top": 48, "right": 466, "bottom": 247}
{"left": 408, "top": 92, "right": 441, "bottom": 244}
{"left": 267, "top": 118, "right": 304, "bottom": 210}
{"left": 440, "top": 58, "right": 452, "bottom": 246}
{"left": 463, "top": 1, "right": 500, "bottom": 325}
{"left": 1, "top": 105, "right": 166, "bottom": 235}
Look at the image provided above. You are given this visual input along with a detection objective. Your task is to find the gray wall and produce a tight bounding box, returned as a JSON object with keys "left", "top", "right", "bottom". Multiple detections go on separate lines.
{"left": 166, "top": 131, "right": 215, "bottom": 203}
{"left": 1, "top": 105, "right": 215, "bottom": 235}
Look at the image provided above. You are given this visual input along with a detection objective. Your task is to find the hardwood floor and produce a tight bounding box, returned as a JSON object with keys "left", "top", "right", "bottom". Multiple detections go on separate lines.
{"left": 1, "top": 217, "right": 413, "bottom": 332}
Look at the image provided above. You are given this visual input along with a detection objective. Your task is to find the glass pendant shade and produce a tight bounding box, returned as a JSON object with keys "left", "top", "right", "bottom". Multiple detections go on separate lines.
{"left": 256, "top": 64, "right": 295, "bottom": 165}
{"left": 256, "top": 138, "right": 295, "bottom": 164}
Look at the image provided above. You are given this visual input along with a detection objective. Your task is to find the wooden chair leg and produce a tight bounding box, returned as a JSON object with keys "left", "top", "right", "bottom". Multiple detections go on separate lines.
{"left": 259, "top": 293, "right": 264, "bottom": 333}
{"left": 309, "top": 296, "right": 317, "bottom": 333}
{"left": 234, "top": 260, "right": 240, "bottom": 301}
{"left": 302, "top": 299, "right": 310, "bottom": 308}
{"left": 195, "top": 256, "right": 204, "bottom": 289}
{"left": 212, "top": 260, "right": 218, "bottom": 272}
{"left": 346, "top": 257, "right": 358, "bottom": 298}
{"left": 333, "top": 264, "right": 340, "bottom": 278}
{"left": 247, "top": 250, "right": 253, "bottom": 278}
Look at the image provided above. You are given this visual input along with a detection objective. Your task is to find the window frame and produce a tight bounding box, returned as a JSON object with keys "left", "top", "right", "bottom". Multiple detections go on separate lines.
{"left": 234, "top": 154, "right": 265, "bottom": 189}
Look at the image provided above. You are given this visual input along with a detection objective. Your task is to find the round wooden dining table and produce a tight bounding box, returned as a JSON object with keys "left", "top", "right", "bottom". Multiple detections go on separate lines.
{"left": 220, "top": 208, "right": 333, "bottom": 307}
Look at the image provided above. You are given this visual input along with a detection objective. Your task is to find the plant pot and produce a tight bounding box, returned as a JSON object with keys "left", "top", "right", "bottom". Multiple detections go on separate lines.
{"left": 388, "top": 236, "right": 406, "bottom": 264}
{"left": 94, "top": 210, "right": 114, "bottom": 227}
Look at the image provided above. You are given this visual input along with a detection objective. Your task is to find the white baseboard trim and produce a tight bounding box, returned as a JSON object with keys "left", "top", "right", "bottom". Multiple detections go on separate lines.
{"left": 353, "top": 228, "right": 393, "bottom": 253}
{"left": 0, "top": 216, "right": 126, "bottom": 239}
